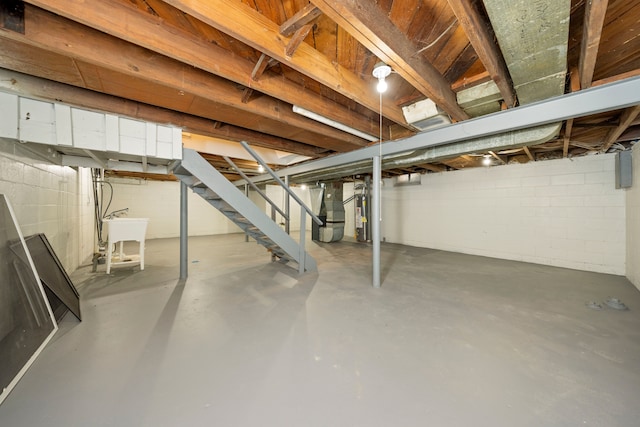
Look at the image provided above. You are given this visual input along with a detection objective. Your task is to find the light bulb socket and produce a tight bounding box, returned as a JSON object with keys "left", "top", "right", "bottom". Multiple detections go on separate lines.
{"left": 373, "top": 62, "right": 391, "bottom": 93}
{"left": 372, "top": 62, "right": 392, "bottom": 79}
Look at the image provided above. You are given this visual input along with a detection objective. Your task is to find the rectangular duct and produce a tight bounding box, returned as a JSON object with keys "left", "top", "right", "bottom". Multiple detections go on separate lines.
{"left": 402, "top": 98, "right": 451, "bottom": 131}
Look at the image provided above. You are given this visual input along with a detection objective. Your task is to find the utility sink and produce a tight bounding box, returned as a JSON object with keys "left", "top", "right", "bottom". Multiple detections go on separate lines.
{"left": 104, "top": 218, "right": 149, "bottom": 274}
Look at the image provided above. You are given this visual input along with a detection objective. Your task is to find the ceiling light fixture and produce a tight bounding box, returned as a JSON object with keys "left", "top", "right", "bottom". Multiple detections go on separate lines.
{"left": 292, "top": 105, "right": 378, "bottom": 142}
{"left": 372, "top": 62, "right": 392, "bottom": 93}
{"left": 482, "top": 154, "right": 492, "bottom": 166}
{"left": 258, "top": 165, "right": 264, "bottom": 173}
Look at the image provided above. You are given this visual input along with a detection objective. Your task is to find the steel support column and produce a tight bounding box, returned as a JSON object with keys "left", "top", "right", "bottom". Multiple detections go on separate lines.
{"left": 285, "top": 175, "right": 291, "bottom": 234}
{"left": 372, "top": 155, "right": 381, "bottom": 288}
{"left": 244, "top": 183, "right": 249, "bottom": 242}
{"left": 179, "top": 181, "right": 188, "bottom": 280}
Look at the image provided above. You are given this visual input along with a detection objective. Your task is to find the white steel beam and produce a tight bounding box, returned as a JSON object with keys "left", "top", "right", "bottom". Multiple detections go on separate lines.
{"left": 238, "top": 76, "right": 640, "bottom": 185}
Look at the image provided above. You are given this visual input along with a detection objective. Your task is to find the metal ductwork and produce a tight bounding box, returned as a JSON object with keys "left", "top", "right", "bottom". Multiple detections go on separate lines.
{"left": 288, "top": 123, "right": 561, "bottom": 184}
{"left": 484, "top": 0, "right": 570, "bottom": 105}
{"left": 402, "top": 98, "right": 451, "bottom": 131}
{"left": 458, "top": 0, "right": 571, "bottom": 117}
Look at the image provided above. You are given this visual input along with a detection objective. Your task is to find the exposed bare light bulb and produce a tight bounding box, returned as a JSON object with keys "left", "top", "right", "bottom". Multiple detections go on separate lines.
{"left": 376, "top": 78, "right": 388, "bottom": 93}
{"left": 372, "top": 62, "right": 392, "bottom": 94}
{"left": 258, "top": 165, "right": 264, "bottom": 173}
{"left": 482, "top": 155, "right": 492, "bottom": 166}
{"left": 300, "top": 184, "right": 307, "bottom": 190}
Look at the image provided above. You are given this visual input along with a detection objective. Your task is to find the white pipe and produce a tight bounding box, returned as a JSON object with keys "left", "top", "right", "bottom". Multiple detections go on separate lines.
{"left": 293, "top": 105, "right": 378, "bottom": 142}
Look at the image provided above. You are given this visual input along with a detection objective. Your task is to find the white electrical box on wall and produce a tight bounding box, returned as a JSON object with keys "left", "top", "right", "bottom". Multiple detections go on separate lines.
{"left": 615, "top": 150, "right": 633, "bottom": 189}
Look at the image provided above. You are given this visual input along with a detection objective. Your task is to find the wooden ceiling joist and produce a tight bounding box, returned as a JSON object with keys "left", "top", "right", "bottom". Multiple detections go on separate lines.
{"left": 251, "top": 53, "right": 271, "bottom": 81}
{"left": 564, "top": 69, "right": 581, "bottom": 157}
{"left": 285, "top": 24, "right": 314, "bottom": 57}
{"left": 26, "top": 0, "right": 385, "bottom": 139}
{"left": 241, "top": 87, "right": 254, "bottom": 104}
{"left": 106, "top": 170, "right": 178, "bottom": 181}
{"left": 592, "top": 69, "right": 640, "bottom": 87}
{"left": 488, "top": 150, "right": 506, "bottom": 165}
{"left": 279, "top": 3, "right": 322, "bottom": 37}
{"left": 601, "top": 105, "right": 640, "bottom": 152}
{"left": 446, "top": 0, "right": 516, "bottom": 108}
{"left": 6, "top": 5, "right": 368, "bottom": 151}
{"left": 162, "top": 0, "right": 409, "bottom": 126}
{"left": 522, "top": 146, "right": 535, "bottom": 162}
{"left": 417, "top": 163, "right": 446, "bottom": 173}
{"left": 579, "top": 0, "right": 610, "bottom": 89}
{"left": 311, "top": 0, "right": 469, "bottom": 122}
{"left": 0, "top": 0, "right": 25, "bottom": 33}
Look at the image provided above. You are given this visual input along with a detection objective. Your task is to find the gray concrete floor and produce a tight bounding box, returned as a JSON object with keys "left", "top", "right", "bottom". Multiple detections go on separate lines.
{"left": 1, "top": 233, "right": 640, "bottom": 426}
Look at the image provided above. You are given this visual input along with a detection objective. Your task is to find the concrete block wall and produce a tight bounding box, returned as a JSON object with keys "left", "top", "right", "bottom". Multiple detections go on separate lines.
{"left": 381, "top": 153, "right": 626, "bottom": 275}
{"left": 265, "top": 184, "right": 312, "bottom": 232}
{"left": 0, "top": 139, "right": 94, "bottom": 272}
{"left": 627, "top": 143, "right": 640, "bottom": 289}
{"left": 106, "top": 178, "right": 261, "bottom": 239}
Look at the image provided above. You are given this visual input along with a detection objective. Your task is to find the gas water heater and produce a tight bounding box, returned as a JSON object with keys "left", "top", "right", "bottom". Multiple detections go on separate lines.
{"left": 355, "top": 178, "right": 371, "bottom": 242}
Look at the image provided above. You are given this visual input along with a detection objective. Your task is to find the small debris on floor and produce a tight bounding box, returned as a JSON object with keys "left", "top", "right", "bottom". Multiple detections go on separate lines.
{"left": 586, "top": 301, "right": 603, "bottom": 310}
{"left": 605, "top": 297, "right": 628, "bottom": 311}
{"left": 192, "top": 260, "right": 199, "bottom": 263}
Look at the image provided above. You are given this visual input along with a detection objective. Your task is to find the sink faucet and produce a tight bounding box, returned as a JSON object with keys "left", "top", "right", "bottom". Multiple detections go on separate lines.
{"left": 105, "top": 208, "right": 129, "bottom": 219}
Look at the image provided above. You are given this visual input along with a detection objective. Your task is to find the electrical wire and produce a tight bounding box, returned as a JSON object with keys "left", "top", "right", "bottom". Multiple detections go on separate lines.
{"left": 378, "top": 88, "right": 383, "bottom": 222}
{"left": 90, "top": 168, "right": 114, "bottom": 247}
{"left": 100, "top": 180, "right": 113, "bottom": 219}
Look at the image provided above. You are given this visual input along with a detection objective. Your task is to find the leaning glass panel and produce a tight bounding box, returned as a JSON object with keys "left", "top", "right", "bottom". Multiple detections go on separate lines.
{"left": 0, "top": 194, "right": 57, "bottom": 405}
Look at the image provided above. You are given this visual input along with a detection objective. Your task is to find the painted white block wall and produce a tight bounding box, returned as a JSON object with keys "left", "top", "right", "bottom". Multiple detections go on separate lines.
{"left": 265, "top": 184, "right": 312, "bottom": 231}
{"left": 381, "top": 153, "right": 626, "bottom": 275}
{"left": 627, "top": 143, "right": 640, "bottom": 290}
{"left": 0, "top": 139, "right": 94, "bottom": 271}
{"left": 106, "top": 178, "right": 269, "bottom": 239}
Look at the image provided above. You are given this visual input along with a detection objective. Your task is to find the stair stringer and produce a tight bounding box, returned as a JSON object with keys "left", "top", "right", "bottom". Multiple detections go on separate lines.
{"left": 177, "top": 148, "right": 317, "bottom": 272}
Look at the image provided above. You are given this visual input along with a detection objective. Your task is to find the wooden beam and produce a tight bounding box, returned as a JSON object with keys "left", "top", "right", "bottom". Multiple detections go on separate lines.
{"left": 241, "top": 87, "right": 254, "bottom": 104}
{"left": 251, "top": 53, "right": 271, "bottom": 81}
{"left": 562, "top": 119, "right": 573, "bottom": 158}
{"left": 311, "top": 0, "right": 469, "bottom": 122}
{"left": 592, "top": 69, "right": 640, "bottom": 87}
{"left": 0, "top": 0, "right": 25, "bottom": 33}
{"left": 579, "top": 0, "right": 609, "bottom": 89}
{"left": 418, "top": 163, "right": 446, "bottom": 173}
{"left": 601, "top": 105, "right": 640, "bottom": 152}
{"left": 523, "top": 146, "right": 535, "bottom": 162}
{"left": 26, "top": 0, "right": 385, "bottom": 139}
{"left": 162, "top": 0, "right": 409, "bottom": 126}
{"left": 105, "top": 170, "right": 178, "bottom": 181}
{"left": 446, "top": 0, "right": 517, "bottom": 108}
{"left": 488, "top": 151, "right": 506, "bottom": 165}
{"left": 280, "top": 3, "right": 322, "bottom": 37}
{"left": 7, "top": 6, "right": 368, "bottom": 151}
{"left": 563, "top": 69, "right": 581, "bottom": 157}
{"left": 285, "top": 23, "right": 314, "bottom": 57}
{"left": 451, "top": 71, "right": 491, "bottom": 92}
{"left": 0, "top": 68, "right": 326, "bottom": 157}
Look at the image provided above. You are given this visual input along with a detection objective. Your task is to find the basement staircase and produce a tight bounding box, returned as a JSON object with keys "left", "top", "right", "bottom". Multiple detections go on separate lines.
{"left": 172, "top": 148, "right": 317, "bottom": 273}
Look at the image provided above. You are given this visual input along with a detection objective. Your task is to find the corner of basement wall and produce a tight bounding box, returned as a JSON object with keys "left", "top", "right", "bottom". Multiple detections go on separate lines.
{"left": 627, "top": 143, "right": 640, "bottom": 290}
{"left": 0, "top": 138, "right": 95, "bottom": 272}
{"left": 381, "top": 154, "right": 626, "bottom": 275}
